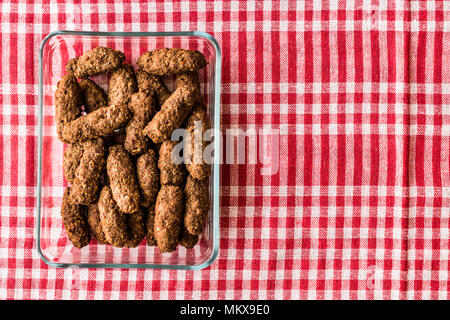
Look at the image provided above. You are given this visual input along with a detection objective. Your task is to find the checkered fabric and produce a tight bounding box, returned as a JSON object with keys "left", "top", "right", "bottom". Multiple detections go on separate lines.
{"left": 1, "top": 0, "right": 450, "bottom": 300}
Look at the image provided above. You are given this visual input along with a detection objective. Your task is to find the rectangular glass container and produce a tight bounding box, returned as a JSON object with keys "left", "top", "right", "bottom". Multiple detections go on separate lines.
{"left": 37, "top": 31, "right": 221, "bottom": 269}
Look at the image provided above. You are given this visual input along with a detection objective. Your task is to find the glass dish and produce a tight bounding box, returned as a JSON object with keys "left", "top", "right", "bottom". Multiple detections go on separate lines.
{"left": 37, "top": 31, "right": 221, "bottom": 269}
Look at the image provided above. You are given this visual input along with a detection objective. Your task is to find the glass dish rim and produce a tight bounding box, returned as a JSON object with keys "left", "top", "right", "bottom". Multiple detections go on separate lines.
{"left": 36, "top": 30, "right": 221, "bottom": 270}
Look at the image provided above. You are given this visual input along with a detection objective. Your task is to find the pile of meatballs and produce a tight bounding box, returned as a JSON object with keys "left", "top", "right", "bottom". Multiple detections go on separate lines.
{"left": 56, "top": 46, "right": 211, "bottom": 253}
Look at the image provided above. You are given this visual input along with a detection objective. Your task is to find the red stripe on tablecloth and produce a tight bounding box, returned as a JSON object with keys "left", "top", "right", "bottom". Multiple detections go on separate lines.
{"left": 386, "top": 28, "right": 397, "bottom": 189}
{"left": 287, "top": 30, "right": 297, "bottom": 189}
{"left": 318, "top": 19, "right": 330, "bottom": 295}
{"left": 300, "top": 3, "right": 314, "bottom": 297}
{"left": 415, "top": 30, "right": 427, "bottom": 187}
{"left": 253, "top": 24, "right": 265, "bottom": 299}
{"left": 370, "top": 30, "right": 380, "bottom": 192}
{"left": 399, "top": 6, "right": 412, "bottom": 297}
{"left": 0, "top": 94, "right": 3, "bottom": 188}
{"left": 353, "top": 20, "right": 363, "bottom": 190}
{"left": 402, "top": 28, "right": 411, "bottom": 190}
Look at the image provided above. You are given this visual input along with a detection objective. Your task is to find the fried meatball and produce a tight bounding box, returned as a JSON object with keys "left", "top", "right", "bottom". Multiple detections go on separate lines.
{"left": 145, "top": 203, "right": 157, "bottom": 246}
{"left": 175, "top": 72, "right": 203, "bottom": 106}
{"left": 143, "top": 85, "right": 197, "bottom": 144}
{"left": 179, "top": 226, "right": 199, "bottom": 249}
{"left": 86, "top": 202, "right": 108, "bottom": 244}
{"left": 60, "top": 187, "right": 90, "bottom": 248}
{"left": 63, "top": 143, "right": 83, "bottom": 184}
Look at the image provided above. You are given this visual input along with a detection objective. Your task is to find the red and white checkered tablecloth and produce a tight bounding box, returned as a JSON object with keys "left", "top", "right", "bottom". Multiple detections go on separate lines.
{"left": 1, "top": 0, "right": 450, "bottom": 300}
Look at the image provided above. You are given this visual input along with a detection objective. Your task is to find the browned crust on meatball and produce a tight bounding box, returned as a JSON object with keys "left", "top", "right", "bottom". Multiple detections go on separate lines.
{"left": 86, "top": 201, "right": 108, "bottom": 244}
{"left": 143, "top": 85, "right": 196, "bottom": 143}
{"left": 61, "top": 103, "right": 132, "bottom": 143}
{"left": 153, "top": 142, "right": 162, "bottom": 154}
{"left": 179, "top": 226, "right": 199, "bottom": 249}
{"left": 124, "top": 209, "right": 146, "bottom": 248}
{"left": 136, "top": 70, "right": 171, "bottom": 106}
{"left": 145, "top": 203, "right": 157, "bottom": 246}
{"left": 108, "top": 63, "right": 138, "bottom": 106}
{"left": 175, "top": 71, "right": 200, "bottom": 89}
{"left": 54, "top": 74, "right": 83, "bottom": 141}
{"left": 184, "top": 106, "right": 212, "bottom": 181}
{"left": 124, "top": 91, "right": 157, "bottom": 155}
{"left": 98, "top": 185, "right": 127, "bottom": 247}
{"left": 158, "top": 140, "right": 185, "bottom": 186}
{"left": 63, "top": 143, "right": 83, "bottom": 184}
{"left": 106, "top": 145, "right": 141, "bottom": 213}
{"left": 61, "top": 188, "right": 91, "bottom": 248}
{"left": 184, "top": 175, "right": 210, "bottom": 236}
{"left": 79, "top": 78, "right": 108, "bottom": 113}
{"left": 154, "top": 185, "right": 184, "bottom": 253}
{"left": 137, "top": 48, "right": 207, "bottom": 76}
{"left": 69, "top": 138, "right": 106, "bottom": 205}
{"left": 175, "top": 72, "right": 203, "bottom": 106}
{"left": 66, "top": 46, "right": 126, "bottom": 78}
{"left": 136, "top": 149, "right": 159, "bottom": 207}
